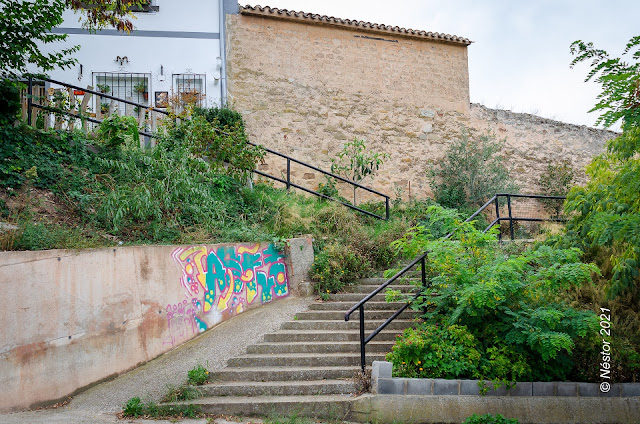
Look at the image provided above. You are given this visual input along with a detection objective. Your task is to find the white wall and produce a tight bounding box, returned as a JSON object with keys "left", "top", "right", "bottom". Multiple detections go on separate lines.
{"left": 34, "top": 0, "right": 224, "bottom": 107}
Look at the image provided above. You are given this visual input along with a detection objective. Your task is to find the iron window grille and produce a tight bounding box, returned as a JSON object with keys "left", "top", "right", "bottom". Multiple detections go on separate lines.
{"left": 93, "top": 72, "right": 151, "bottom": 116}
{"left": 173, "top": 73, "right": 206, "bottom": 108}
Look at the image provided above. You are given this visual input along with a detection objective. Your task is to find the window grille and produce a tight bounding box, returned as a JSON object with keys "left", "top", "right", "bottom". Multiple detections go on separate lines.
{"left": 173, "top": 73, "right": 206, "bottom": 107}
{"left": 93, "top": 72, "right": 151, "bottom": 117}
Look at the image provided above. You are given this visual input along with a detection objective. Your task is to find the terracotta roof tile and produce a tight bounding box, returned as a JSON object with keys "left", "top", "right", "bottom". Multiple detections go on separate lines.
{"left": 240, "top": 4, "right": 472, "bottom": 46}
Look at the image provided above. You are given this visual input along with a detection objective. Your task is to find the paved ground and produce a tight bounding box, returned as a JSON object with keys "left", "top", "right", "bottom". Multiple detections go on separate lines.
{"left": 0, "top": 296, "right": 314, "bottom": 424}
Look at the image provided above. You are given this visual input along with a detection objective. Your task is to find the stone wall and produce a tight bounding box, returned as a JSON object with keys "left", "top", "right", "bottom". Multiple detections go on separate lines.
{"left": 226, "top": 11, "right": 470, "bottom": 202}
{"left": 0, "top": 238, "right": 312, "bottom": 412}
{"left": 226, "top": 11, "right": 617, "bottom": 203}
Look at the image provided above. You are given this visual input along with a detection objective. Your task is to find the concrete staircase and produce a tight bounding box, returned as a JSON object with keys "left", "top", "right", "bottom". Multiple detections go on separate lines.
{"left": 179, "top": 278, "right": 419, "bottom": 419}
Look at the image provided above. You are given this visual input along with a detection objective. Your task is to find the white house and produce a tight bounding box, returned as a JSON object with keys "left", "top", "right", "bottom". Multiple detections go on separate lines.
{"left": 33, "top": 0, "right": 239, "bottom": 113}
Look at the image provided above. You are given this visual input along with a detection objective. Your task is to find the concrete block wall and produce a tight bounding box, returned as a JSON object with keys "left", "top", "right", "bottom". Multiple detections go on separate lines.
{"left": 360, "top": 361, "right": 640, "bottom": 423}
{"left": 0, "top": 238, "right": 313, "bottom": 412}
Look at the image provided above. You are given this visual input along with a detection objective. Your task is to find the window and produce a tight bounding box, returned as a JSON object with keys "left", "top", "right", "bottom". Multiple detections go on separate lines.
{"left": 93, "top": 72, "right": 151, "bottom": 116}
{"left": 173, "top": 73, "right": 206, "bottom": 108}
{"left": 129, "top": 0, "right": 159, "bottom": 13}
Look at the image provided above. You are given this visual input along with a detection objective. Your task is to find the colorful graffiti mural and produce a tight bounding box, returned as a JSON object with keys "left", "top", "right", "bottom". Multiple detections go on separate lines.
{"left": 166, "top": 243, "right": 290, "bottom": 345}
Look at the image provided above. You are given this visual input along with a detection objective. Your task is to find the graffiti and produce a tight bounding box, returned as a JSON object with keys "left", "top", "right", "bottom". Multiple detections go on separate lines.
{"left": 166, "top": 243, "right": 290, "bottom": 345}
{"left": 164, "top": 300, "right": 203, "bottom": 346}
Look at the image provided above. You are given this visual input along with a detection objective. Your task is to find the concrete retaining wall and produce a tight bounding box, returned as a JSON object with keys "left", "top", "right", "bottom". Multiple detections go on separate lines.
{"left": 0, "top": 237, "right": 313, "bottom": 413}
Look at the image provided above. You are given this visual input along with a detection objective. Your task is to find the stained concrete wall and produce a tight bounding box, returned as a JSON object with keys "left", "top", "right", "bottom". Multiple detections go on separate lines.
{"left": 0, "top": 238, "right": 312, "bottom": 413}
{"left": 226, "top": 12, "right": 617, "bottom": 201}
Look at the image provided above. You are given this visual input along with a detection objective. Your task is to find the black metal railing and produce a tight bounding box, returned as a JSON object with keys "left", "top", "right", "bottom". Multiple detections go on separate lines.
{"left": 22, "top": 75, "right": 390, "bottom": 220}
{"left": 345, "top": 193, "right": 568, "bottom": 370}
{"left": 469, "top": 193, "right": 567, "bottom": 241}
{"left": 345, "top": 252, "right": 429, "bottom": 372}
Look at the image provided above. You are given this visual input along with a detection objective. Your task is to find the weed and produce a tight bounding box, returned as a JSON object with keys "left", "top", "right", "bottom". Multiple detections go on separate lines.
{"left": 187, "top": 363, "right": 209, "bottom": 385}
{"left": 121, "top": 396, "right": 202, "bottom": 419}
{"left": 352, "top": 367, "right": 372, "bottom": 395}
{"left": 162, "top": 384, "right": 201, "bottom": 402}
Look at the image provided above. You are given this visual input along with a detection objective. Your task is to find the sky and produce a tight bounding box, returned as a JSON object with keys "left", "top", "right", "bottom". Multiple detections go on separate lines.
{"left": 245, "top": 0, "right": 639, "bottom": 130}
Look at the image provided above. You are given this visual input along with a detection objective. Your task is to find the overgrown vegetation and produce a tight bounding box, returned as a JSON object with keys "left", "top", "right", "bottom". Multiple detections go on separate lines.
{"left": 387, "top": 205, "right": 604, "bottom": 386}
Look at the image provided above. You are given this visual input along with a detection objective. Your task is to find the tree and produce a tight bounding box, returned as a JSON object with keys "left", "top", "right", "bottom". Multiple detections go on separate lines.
{"left": 428, "top": 129, "right": 517, "bottom": 211}
{"left": 330, "top": 137, "right": 389, "bottom": 204}
{"left": 566, "top": 36, "right": 640, "bottom": 298}
{"left": 0, "top": 0, "right": 142, "bottom": 79}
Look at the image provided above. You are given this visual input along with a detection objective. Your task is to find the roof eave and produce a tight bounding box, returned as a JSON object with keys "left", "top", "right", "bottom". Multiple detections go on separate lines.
{"left": 239, "top": 5, "right": 473, "bottom": 47}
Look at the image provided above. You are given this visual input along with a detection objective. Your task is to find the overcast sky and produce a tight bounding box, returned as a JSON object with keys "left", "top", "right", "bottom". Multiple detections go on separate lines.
{"left": 247, "top": 0, "right": 638, "bottom": 130}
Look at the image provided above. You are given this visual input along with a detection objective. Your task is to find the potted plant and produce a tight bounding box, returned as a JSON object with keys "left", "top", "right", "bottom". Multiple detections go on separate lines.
{"left": 101, "top": 103, "right": 109, "bottom": 114}
{"left": 97, "top": 83, "right": 110, "bottom": 94}
{"left": 134, "top": 82, "right": 148, "bottom": 100}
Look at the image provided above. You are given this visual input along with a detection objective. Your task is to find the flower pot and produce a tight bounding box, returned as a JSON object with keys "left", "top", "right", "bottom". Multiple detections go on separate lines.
{"left": 143, "top": 92, "right": 149, "bottom": 101}
{"left": 73, "top": 90, "right": 85, "bottom": 96}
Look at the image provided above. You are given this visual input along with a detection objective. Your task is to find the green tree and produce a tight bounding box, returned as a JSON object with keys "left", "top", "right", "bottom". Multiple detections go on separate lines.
{"left": 0, "top": 0, "right": 142, "bottom": 79}
{"left": 330, "top": 137, "right": 389, "bottom": 204}
{"left": 429, "top": 129, "right": 517, "bottom": 211}
{"left": 567, "top": 36, "right": 640, "bottom": 298}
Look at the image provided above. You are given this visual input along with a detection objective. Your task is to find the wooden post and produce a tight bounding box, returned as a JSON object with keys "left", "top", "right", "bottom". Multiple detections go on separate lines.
{"left": 67, "top": 87, "right": 76, "bottom": 131}
{"left": 79, "top": 87, "right": 93, "bottom": 133}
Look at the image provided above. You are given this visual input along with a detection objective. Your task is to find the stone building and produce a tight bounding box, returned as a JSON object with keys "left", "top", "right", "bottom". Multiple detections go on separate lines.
{"left": 226, "top": 5, "right": 616, "bottom": 201}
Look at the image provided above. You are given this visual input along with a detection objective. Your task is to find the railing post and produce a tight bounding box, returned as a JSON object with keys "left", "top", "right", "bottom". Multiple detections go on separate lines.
{"left": 507, "top": 194, "right": 514, "bottom": 241}
{"left": 421, "top": 255, "right": 427, "bottom": 316}
{"left": 359, "top": 304, "right": 366, "bottom": 372}
{"left": 385, "top": 197, "right": 390, "bottom": 220}
{"left": 494, "top": 195, "right": 502, "bottom": 242}
{"left": 27, "top": 75, "right": 33, "bottom": 126}
{"left": 286, "top": 158, "right": 291, "bottom": 191}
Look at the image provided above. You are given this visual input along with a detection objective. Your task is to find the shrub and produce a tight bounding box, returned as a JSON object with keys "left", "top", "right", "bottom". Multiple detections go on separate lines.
{"left": 0, "top": 79, "right": 21, "bottom": 125}
{"left": 386, "top": 324, "right": 482, "bottom": 379}
{"left": 387, "top": 206, "right": 601, "bottom": 384}
{"left": 310, "top": 242, "right": 370, "bottom": 294}
{"left": 428, "top": 129, "right": 517, "bottom": 211}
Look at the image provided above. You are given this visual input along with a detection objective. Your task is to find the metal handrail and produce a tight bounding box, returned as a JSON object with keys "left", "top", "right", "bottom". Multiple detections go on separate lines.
{"left": 23, "top": 75, "right": 390, "bottom": 220}
{"left": 345, "top": 193, "right": 568, "bottom": 371}
{"left": 345, "top": 250, "right": 429, "bottom": 372}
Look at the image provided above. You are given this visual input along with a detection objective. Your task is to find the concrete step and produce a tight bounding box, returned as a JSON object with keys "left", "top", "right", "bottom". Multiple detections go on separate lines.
{"left": 246, "top": 341, "right": 395, "bottom": 354}
{"left": 198, "top": 379, "right": 357, "bottom": 397}
{"left": 208, "top": 366, "right": 357, "bottom": 382}
{"left": 328, "top": 292, "right": 395, "bottom": 302}
{"left": 342, "top": 284, "right": 418, "bottom": 294}
{"left": 281, "top": 319, "right": 416, "bottom": 331}
{"left": 295, "top": 309, "right": 420, "bottom": 321}
{"left": 179, "top": 394, "right": 354, "bottom": 420}
{"left": 307, "top": 301, "right": 411, "bottom": 311}
{"left": 263, "top": 329, "right": 402, "bottom": 343}
{"left": 226, "top": 352, "right": 387, "bottom": 367}
{"left": 357, "top": 276, "right": 421, "bottom": 285}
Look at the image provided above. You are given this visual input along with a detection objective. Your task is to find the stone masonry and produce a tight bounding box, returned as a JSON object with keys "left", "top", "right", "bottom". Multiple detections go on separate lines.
{"left": 226, "top": 6, "right": 617, "bottom": 202}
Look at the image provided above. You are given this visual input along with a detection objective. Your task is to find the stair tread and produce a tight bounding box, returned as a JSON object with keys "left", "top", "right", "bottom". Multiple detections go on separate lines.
{"left": 175, "top": 394, "right": 356, "bottom": 404}
{"left": 202, "top": 379, "right": 354, "bottom": 388}
{"left": 252, "top": 340, "right": 393, "bottom": 345}
{"left": 214, "top": 365, "right": 357, "bottom": 371}
{"left": 232, "top": 352, "right": 387, "bottom": 358}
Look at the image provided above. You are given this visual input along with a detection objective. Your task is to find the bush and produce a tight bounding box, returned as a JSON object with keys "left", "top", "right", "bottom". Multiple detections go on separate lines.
{"left": 310, "top": 242, "right": 370, "bottom": 294}
{"left": 0, "top": 79, "right": 21, "bottom": 125}
{"left": 387, "top": 206, "right": 601, "bottom": 384}
{"left": 428, "top": 129, "right": 517, "bottom": 211}
{"left": 386, "top": 324, "right": 481, "bottom": 379}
